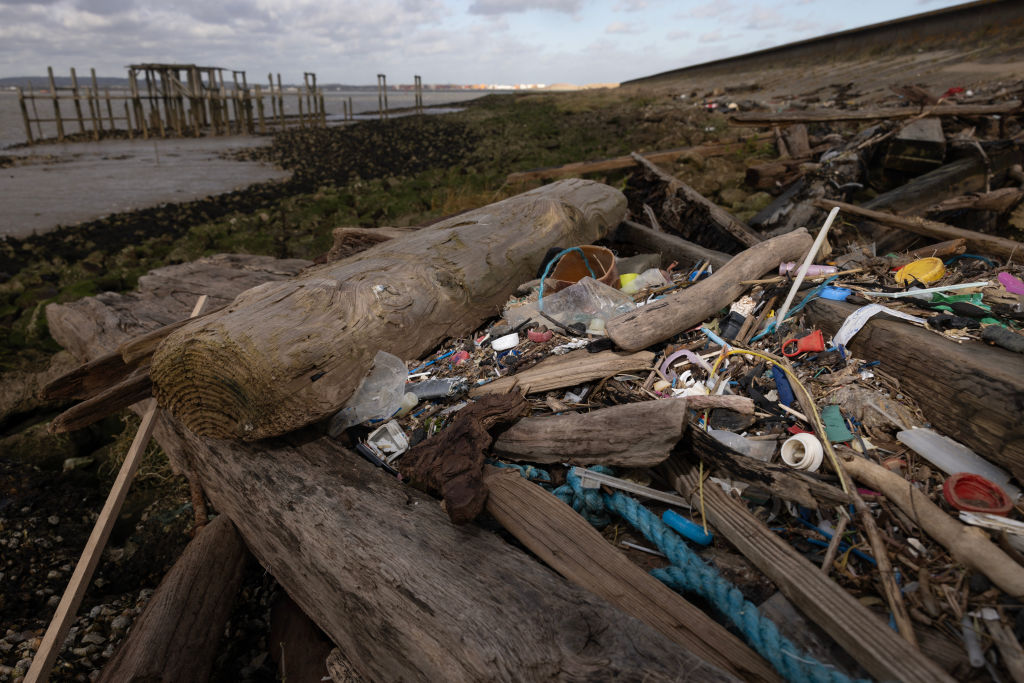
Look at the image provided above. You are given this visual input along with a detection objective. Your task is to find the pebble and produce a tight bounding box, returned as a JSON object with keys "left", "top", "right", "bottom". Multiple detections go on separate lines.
{"left": 81, "top": 633, "right": 105, "bottom": 646}
{"left": 109, "top": 615, "right": 131, "bottom": 632}
{"left": 47, "top": 515, "right": 60, "bottom": 526}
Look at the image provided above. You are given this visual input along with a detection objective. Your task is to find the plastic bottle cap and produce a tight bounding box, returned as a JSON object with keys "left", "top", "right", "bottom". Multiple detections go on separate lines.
{"left": 895, "top": 257, "right": 945, "bottom": 285}
{"left": 943, "top": 473, "right": 1013, "bottom": 515}
{"left": 819, "top": 286, "right": 852, "bottom": 301}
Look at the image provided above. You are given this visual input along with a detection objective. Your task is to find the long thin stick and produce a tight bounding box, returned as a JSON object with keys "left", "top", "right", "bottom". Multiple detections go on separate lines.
{"left": 773, "top": 206, "right": 839, "bottom": 332}
{"left": 26, "top": 295, "right": 206, "bottom": 683}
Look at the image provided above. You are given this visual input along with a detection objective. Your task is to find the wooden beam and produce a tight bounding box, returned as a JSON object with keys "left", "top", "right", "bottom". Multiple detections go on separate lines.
{"left": 504, "top": 135, "right": 773, "bottom": 184}
{"left": 470, "top": 349, "right": 655, "bottom": 397}
{"left": 492, "top": 399, "right": 689, "bottom": 467}
{"left": 632, "top": 151, "right": 765, "bottom": 247}
{"left": 730, "top": 101, "right": 1023, "bottom": 126}
{"left": 611, "top": 219, "right": 732, "bottom": 269}
{"left": 151, "top": 180, "right": 627, "bottom": 441}
{"left": 483, "top": 466, "right": 776, "bottom": 681}
{"left": 816, "top": 199, "right": 1024, "bottom": 260}
{"left": 98, "top": 514, "right": 249, "bottom": 683}
{"left": 607, "top": 229, "right": 812, "bottom": 351}
{"left": 804, "top": 299, "right": 1024, "bottom": 478}
{"left": 48, "top": 370, "right": 152, "bottom": 434}
{"left": 661, "top": 454, "right": 955, "bottom": 683}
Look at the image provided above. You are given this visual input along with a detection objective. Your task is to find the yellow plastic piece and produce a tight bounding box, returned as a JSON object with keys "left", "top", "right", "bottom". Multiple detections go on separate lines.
{"left": 620, "top": 273, "right": 639, "bottom": 288}
{"left": 895, "top": 257, "right": 945, "bottom": 285}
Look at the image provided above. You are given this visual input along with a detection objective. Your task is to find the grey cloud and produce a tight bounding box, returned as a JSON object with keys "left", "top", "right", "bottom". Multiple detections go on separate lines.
{"left": 467, "top": 0, "right": 581, "bottom": 16}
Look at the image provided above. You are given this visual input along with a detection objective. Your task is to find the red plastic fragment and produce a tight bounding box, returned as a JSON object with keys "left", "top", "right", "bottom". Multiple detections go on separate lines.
{"left": 943, "top": 473, "right": 1013, "bottom": 515}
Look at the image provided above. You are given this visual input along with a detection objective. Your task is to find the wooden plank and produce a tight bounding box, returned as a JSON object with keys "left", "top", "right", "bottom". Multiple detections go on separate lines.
{"left": 26, "top": 400, "right": 161, "bottom": 683}
{"left": 816, "top": 199, "right": 1024, "bottom": 260}
{"left": 611, "top": 219, "right": 732, "bottom": 269}
{"left": 49, "top": 370, "right": 152, "bottom": 433}
{"left": 483, "top": 466, "right": 774, "bottom": 682}
{"left": 632, "top": 151, "right": 765, "bottom": 247}
{"left": 17, "top": 86, "right": 34, "bottom": 145}
{"left": 47, "top": 66, "right": 64, "bottom": 141}
{"left": 98, "top": 514, "right": 249, "bottom": 683}
{"left": 470, "top": 349, "right": 655, "bottom": 397}
{"left": 492, "top": 399, "right": 689, "bottom": 467}
{"left": 730, "top": 101, "right": 1023, "bottom": 126}
{"left": 607, "top": 229, "right": 812, "bottom": 351}
{"left": 661, "top": 454, "right": 956, "bottom": 683}
{"left": 804, "top": 298, "right": 1024, "bottom": 478}
{"left": 505, "top": 136, "right": 772, "bottom": 184}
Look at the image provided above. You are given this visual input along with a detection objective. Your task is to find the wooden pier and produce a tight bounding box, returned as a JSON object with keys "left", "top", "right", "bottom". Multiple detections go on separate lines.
{"left": 17, "top": 63, "right": 328, "bottom": 145}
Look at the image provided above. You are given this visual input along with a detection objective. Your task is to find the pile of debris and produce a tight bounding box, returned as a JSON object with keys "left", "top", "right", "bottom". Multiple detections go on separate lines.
{"left": 27, "top": 98, "right": 1024, "bottom": 682}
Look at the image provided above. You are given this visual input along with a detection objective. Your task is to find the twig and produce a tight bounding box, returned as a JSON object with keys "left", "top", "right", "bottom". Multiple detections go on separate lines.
{"left": 821, "top": 508, "right": 851, "bottom": 575}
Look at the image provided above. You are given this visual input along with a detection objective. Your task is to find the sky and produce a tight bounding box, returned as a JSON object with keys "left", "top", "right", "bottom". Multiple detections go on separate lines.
{"left": 0, "top": 0, "right": 969, "bottom": 86}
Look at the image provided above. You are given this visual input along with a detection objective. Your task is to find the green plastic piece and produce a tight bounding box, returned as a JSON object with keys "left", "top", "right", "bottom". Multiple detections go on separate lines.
{"left": 820, "top": 405, "right": 854, "bottom": 443}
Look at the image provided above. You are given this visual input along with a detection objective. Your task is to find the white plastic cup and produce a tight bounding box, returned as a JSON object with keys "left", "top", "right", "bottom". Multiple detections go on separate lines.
{"left": 491, "top": 332, "right": 520, "bottom": 351}
{"left": 781, "top": 433, "right": 823, "bottom": 472}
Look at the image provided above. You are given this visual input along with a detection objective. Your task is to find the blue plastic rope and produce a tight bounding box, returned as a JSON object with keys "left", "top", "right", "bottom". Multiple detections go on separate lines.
{"left": 554, "top": 466, "right": 863, "bottom": 683}
{"left": 537, "top": 247, "right": 597, "bottom": 312}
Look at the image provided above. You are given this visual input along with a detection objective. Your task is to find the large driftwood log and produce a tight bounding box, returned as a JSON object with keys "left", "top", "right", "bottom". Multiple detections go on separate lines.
{"left": 805, "top": 299, "right": 1024, "bottom": 479}
{"left": 607, "top": 229, "right": 812, "bottom": 351}
{"left": 150, "top": 179, "right": 626, "bottom": 441}
{"left": 99, "top": 514, "right": 249, "bottom": 683}
{"left": 493, "top": 399, "right": 689, "bottom": 467}
{"left": 48, "top": 256, "right": 738, "bottom": 682}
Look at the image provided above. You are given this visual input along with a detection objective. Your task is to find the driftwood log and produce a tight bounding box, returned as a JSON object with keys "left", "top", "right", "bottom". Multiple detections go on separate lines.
{"left": 470, "top": 348, "right": 654, "bottom": 397}
{"left": 99, "top": 514, "right": 249, "bottom": 683}
{"left": 149, "top": 179, "right": 626, "bottom": 440}
{"left": 48, "top": 255, "right": 740, "bottom": 681}
{"left": 805, "top": 299, "right": 1024, "bottom": 479}
{"left": 607, "top": 228, "right": 812, "bottom": 351}
{"left": 492, "top": 399, "right": 689, "bottom": 467}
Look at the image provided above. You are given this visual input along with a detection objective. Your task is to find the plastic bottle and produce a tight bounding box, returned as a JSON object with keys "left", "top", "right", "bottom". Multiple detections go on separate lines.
{"left": 328, "top": 350, "right": 408, "bottom": 436}
{"left": 897, "top": 427, "right": 1020, "bottom": 500}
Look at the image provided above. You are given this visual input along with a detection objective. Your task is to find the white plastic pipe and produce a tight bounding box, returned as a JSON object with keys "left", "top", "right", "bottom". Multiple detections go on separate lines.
{"left": 773, "top": 206, "right": 840, "bottom": 333}
{"left": 781, "top": 433, "right": 824, "bottom": 472}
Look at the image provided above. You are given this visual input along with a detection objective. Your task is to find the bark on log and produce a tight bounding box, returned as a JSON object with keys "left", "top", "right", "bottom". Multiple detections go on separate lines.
{"left": 817, "top": 199, "right": 1024, "bottom": 260}
{"left": 483, "top": 466, "right": 775, "bottom": 682}
{"left": 805, "top": 299, "right": 1024, "bottom": 479}
{"left": 99, "top": 514, "right": 249, "bottom": 683}
{"left": 607, "top": 229, "right": 812, "bottom": 351}
{"left": 729, "top": 101, "right": 1023, "bottom": 125}
{"left": 610, "top": 219, "right": 731, "bottom": 269}
{"left": 150, "top": 179, "right": 626, "bottom": 441}
{"left": 470, "top": 349, "right": 655, "bottom": 397}
{"left": 49, "top": 256, "right": 735, "bottom": 682}
{"left": 492, "top": 399, "right": 689, "bottom": 467}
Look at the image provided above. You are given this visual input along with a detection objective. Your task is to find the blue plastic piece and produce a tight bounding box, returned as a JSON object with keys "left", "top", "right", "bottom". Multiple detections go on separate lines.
{"left": 662, "top": 509, "right": 713, "bottom": 546}
{"left": 819, "top": 286, "right": 852, "bottom": 301}
{"left": 771, "top": 365, "right": 795, "bottom": 406}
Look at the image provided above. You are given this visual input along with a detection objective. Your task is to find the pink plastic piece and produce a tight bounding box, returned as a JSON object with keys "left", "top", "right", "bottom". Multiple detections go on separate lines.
{"left": 779, "top": 262, "right": 837, "bottom": 276}
{"left": 998, "top": 271, "right": 1024, "bottom": 296}
{"left": 660, "top": 348, "right": 713, "bottom": 381}
{"left": 452, "top": 350, "right": 471, "bottom": 364}
{"left": 528, "top": 329, "right": 554, "bottom": 343}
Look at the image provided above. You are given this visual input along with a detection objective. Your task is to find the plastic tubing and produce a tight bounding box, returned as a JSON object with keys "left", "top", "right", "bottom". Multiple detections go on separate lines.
{"left": 773, "top": 206, "right": 840, "bottom": 334}
{"left": 660, "top": 348, "right": 713, "bottom": 381}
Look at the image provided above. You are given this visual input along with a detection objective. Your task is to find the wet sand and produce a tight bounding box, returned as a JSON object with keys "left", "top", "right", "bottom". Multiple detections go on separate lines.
{"left": 1, "top": 136, "right": 290, "bottom": 238}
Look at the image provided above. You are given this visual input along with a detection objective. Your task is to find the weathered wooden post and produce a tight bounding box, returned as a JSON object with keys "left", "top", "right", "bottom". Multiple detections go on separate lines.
{"left": 255, "top": 84, "right": 266, "bottom": 133}
{"left": 377, "top": 73, "right": 387, "bottom": 120}
{"left": 124, "top": 101, "right": 133, "bottom": 139}
{"left": 17, "top": 87, "right": 34, "bottom": 145}
{"left": 348, "top": 95, "right": 353, "bottom": 120}
{"left": 89, "top": 69, "right": 104, "bottom": 134}
{"left": 319, "top": 88, "right": 326, "bottom": 127}
{"left": 276, "top": 73, "right": 284, "bottom": 130}
{"left": 104, "top": 88, "right": 115, "bottom": 131}
{"left": 69, "top": 68, "right": 86, "bottom": 134}
{"left": 129, "top": 68, "right": 147, "bottom": 138}
{"left": 85, "top": 88, "right": 99, "bottom": 140}
{"left": 415, "top": 74, "right": 423, "bottom": 115}
{"left": 47, "top": 66, "right": 65, "bottom": 141}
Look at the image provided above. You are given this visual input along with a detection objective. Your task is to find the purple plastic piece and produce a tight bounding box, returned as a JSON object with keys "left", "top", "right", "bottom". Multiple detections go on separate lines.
{"left": 660, "top": 348, "right": 713, "bottom": 382}
{"left": 999, "top": 271, "right": 1024, "bottom": 296}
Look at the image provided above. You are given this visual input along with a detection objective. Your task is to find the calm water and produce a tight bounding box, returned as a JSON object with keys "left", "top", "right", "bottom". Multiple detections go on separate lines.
{"left": 0, "top": 89, "right": 499, "bottom": 149}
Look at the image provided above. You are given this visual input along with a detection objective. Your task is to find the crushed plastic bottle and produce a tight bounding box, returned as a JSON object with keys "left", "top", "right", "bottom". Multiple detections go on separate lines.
{"left": 504, "top": 276, "right": 634, "bottom": 328}
{"left": 328, "top": 350, "right": 408, "bottom": 437}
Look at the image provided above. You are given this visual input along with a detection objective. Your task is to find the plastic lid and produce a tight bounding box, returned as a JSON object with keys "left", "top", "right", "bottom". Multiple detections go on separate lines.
{"left": 895, "top": 257, "right": 945, "bottom": 285}
{"left": 943, "top": 473, "right": 1013, "bottom": 515}
{"left": 819, "top": 286, "right": 852, "bottom": 301}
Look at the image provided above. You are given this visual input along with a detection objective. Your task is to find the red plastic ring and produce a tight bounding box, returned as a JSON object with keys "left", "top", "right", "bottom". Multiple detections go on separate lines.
{"left": 943, "top": 473, "right": 1013, "bottom": 515}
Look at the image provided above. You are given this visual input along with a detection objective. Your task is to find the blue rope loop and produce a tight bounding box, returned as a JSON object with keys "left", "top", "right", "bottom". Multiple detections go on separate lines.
{"left": 537, "top": 247, "right": 598, "bottom": 312}
{"left": 556, "top": 466, "right": 863, "bottom": 683}
{"left": 486, "top": 459, "right": 552, "bottom": 483}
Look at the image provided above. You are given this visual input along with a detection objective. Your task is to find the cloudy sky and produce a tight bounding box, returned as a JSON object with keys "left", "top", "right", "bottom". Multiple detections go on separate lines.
{"left": 0, "top": 0, "right": 965, "bottom": 85}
